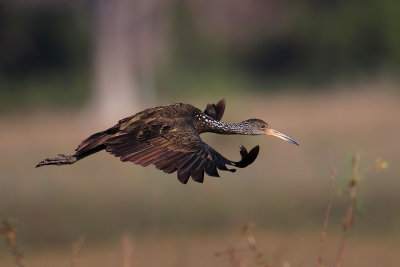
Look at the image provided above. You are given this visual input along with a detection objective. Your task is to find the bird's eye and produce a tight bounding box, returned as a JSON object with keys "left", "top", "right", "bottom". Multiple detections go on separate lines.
{"left": 261, "top": 125, "right": 265, "bottom": 129}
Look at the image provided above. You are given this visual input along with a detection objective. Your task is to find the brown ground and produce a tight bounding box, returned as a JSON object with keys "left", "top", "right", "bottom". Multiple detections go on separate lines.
{"left": 0, "top": 86, "right": 399, "bottom": 266}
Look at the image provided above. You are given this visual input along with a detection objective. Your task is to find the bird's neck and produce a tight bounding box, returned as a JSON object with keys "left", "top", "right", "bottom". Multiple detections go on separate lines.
{"left": 194, "top": 114, "right": 248, "bottom": 135}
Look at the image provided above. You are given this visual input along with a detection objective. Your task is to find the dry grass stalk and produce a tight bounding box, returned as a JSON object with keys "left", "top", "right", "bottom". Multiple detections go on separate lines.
{"left": 121, "top": 235, "right": 134, "bottom": 267}
{"left": 242, "top": 223, "right": 270, "bottom": 267}
{"left": 215, "top": 246, "right": 248, "bottom": 267}
{"left": 0, "top": 219, "right": 24, "bottom": 267}
{"left": 317, "top": 153, "right": 337, "bottom": 267}
{"left": 71, "top": 235, "right": 87, "bottom": 267}
{"left": 215, "top": 223, "right": 271, "bottom": 267}
{"left": 335, "top": 151, "right": 360, "bottom": 267}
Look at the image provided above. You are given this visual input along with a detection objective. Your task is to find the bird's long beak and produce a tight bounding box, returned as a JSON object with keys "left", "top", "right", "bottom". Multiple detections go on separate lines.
{"left": 266, "top": 128, "right": 299, "bottom": 146}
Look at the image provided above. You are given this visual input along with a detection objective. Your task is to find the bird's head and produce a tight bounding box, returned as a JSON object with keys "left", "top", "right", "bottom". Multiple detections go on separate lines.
{"left": 241, "top": 119, "right": 299, "bottom": 145}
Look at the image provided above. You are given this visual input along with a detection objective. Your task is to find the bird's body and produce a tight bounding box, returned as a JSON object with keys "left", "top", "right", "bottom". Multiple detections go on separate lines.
{"left": 36, "top": 99, "right": 298, "bottom": 184}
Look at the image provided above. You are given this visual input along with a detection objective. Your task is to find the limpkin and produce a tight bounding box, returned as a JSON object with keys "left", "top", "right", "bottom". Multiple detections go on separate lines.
{"left": 36, "top": 99, "right": 299, "bottom": 184}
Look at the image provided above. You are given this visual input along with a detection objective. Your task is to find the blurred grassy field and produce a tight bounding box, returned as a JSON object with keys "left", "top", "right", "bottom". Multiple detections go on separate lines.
{"left": 1, "top": 230, "right": 399, "bottom": 267}
{"left": 1, "top": 87, "right": 400, "bottom": 266}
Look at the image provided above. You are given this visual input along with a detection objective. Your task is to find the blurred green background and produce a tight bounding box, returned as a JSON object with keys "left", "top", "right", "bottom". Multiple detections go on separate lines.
{"left": 0, "top": 1, "right": 399, "bottom": 266}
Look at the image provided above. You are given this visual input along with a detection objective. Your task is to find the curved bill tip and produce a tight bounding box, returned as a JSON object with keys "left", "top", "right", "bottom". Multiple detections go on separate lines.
{"left": 267, "top": 128, "right": 300, "bottom": 146}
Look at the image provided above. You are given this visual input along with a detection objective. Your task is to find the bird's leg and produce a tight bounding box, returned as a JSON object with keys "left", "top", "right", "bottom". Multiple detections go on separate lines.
{"left": 36, "top": 154, "right": 77, "bottom": 168}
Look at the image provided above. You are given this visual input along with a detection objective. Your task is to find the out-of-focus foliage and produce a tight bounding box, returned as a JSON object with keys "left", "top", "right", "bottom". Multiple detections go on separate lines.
{"left": 0, "top": 0, "right": 399, "bottom": 109}
{"left": 290, "top": 1, "right": 400, "bottom": 82}
{"left": 165, "top": 0, "right": 400, "bottom": 89}
{"left": 0, "top": 2, "right": 90, "bottom": 110}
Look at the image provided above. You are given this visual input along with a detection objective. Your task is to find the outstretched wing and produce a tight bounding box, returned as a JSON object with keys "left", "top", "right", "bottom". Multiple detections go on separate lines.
{"left": 104, "top": 120, "right": 259, "bottom": 184}
{"left": 204, "top": 98, "right": 226, "bottom": 121}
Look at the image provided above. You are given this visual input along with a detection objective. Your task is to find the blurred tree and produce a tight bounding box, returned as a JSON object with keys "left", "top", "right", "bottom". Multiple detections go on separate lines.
{"left": 90, "top": 0, "right": 140, "bottom": 125}
{"left": 0, "top": 0, "right": 169, "bottom": 113}
{"left": 86, "top": 0, "right": 170, "bottom": 124}
{"left": 0, "top": 0, "right": 399, "bottom": 111}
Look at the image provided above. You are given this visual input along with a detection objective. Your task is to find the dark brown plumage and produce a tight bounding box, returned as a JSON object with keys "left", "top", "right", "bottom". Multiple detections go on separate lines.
{"left": 36, "top": 99, "right": 299, "bottom": 184}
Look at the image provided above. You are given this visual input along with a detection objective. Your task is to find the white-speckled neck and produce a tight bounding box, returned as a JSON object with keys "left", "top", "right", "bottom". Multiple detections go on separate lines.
{"left": 193, "top": 111, "right": 251, "bottom": 135}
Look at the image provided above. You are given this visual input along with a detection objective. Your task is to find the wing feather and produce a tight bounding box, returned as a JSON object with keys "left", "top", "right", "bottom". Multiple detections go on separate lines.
{"left": 104, "top": 118, "right": 259, "bottom": 184}
{"left": 204, "top": 98, "right": 226, "bottom": 121}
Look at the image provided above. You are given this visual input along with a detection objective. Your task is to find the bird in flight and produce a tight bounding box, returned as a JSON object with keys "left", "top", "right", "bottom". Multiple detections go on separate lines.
{"left": 36, "top": 99, "right": 299, "bottom": 184}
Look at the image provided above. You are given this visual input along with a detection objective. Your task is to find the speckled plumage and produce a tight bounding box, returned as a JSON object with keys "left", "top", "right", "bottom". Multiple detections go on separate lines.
{"left": 36, "top": 99, "right": 270, "bottom": 184}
